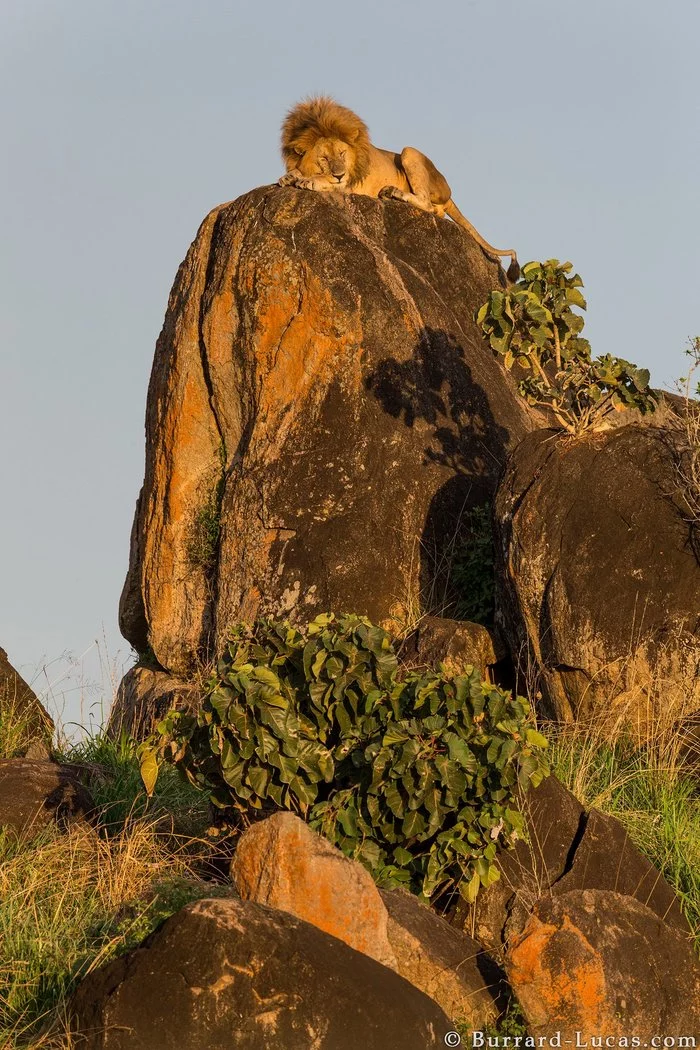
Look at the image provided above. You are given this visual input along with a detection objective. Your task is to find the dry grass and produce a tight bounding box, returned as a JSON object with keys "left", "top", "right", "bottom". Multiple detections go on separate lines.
{"left": 0, "top": 817, "right": 205, "bottom": 1048}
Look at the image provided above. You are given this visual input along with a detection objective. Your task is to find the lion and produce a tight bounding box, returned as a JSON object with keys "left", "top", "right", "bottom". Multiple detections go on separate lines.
{"left": 279, "top": 96, "right": 519, "bottom": 281}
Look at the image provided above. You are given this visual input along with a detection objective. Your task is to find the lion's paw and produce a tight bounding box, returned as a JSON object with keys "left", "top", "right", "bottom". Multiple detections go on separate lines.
{"left": 278, "top": 172, "right": 299, "bottom": 187}
{"left": 378, "top": 185, "right": 402, "bottom": 200}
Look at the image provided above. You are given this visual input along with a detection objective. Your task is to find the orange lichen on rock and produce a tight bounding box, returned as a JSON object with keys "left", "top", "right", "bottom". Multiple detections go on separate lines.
{"left": 508, "top": 910, "right": 611, "bottom": 1038}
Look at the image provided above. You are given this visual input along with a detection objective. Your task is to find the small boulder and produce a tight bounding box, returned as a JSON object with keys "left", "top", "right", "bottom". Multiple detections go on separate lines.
{"left": 69, "top": 897, "right": 452, "bottom": 1049}
{"left": 381, "top": 888, "right": 501, "bottom": 1028}
{"left": 0, "top": 759, "right": 92, "bottom": 834}
{"left": 403, "top": 616, "right": 506, "bottom": 679}
{"left": 231, "top": 811, "right": 396, "bottom": 968}
{"left": 506, "top": 889, "right": 700, "bottom": 1041}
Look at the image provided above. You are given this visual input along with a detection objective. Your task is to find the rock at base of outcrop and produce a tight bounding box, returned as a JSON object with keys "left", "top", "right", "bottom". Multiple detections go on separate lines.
{"left": 381, "top": 888, "right": 501, "bottom": 1028}
{"left": 107, "top": 665, "right": 196, "bottom": 741}
{"left": 494, "top": 426, "right": 700, "bottom": 724}
{"left": 453, "top": 775, "right": 690, "bottom": 957}
{"left": 402, "top": 616, "right": 506, "bottom": 680}
{"left": 0, "top": 759, "right": 93, "bottom": 834}
{"left": 69, "top": 897, "right": 451, "bottom": 1049}
{"left": 0, "top": 646, "right": 54, "bottom": 753}
{"left": 231, "top": 811, "right": 396, "bottom": 968}
{"left": 506, "top": 889, "right": 700, "bottom": 1041}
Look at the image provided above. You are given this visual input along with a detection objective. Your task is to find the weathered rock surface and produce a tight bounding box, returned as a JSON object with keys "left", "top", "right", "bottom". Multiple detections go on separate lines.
{"left": 0, "top": 759, "right": 92, "bottom": 834}
{"left": 381, "top": 888, "right": 500, "bottom": 1027}
{"left": 402, "top": 616, "right": 506, "bottom": 679}
{"left": 231, "top": 811, "right": 396, "bottom": 967}
{"left": 69, "top": 897, "right": 451, "bottom": 1049}
{"left": 453, "top": 775, "right": 690, "bottom": 957}
{"left": 107, "top": 665, "right": 196, "bottom": 740}
{"left": 507, "top": 889, "right": 700, "bottom": 1041}
{"left": 120, "top": 186, "right": 536, "bottom": 675}
{"left": 494, "top": 426, "right": 700, "bottom": 723}
{"left": 0, "top": 646, "right": 53, "bottom": 752}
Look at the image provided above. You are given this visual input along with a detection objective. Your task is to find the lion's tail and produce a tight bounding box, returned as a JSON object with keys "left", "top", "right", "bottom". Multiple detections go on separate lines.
{"left": 444, "top": 199, "right": 520, "bottom": 282}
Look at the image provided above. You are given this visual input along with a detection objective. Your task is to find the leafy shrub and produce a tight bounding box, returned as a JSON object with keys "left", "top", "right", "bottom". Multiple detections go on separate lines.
{"left": 451, "top": 502, "right": 495, "bottom": 625}
{"left": 140, "top": 614, "right": 549, "bottom": 901}
{"left": 477, "top": 260, "right": 657, "bottom": 434}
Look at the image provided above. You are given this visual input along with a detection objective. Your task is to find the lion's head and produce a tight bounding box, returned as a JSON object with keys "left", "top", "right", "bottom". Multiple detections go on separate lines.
{"left": 281, "top": 96, "right": 371, "bottom": 189}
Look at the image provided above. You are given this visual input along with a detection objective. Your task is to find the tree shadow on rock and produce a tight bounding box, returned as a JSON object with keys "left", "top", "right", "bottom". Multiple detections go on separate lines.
{"left": 365, "top": 327, "right": 512, "bottom": 616}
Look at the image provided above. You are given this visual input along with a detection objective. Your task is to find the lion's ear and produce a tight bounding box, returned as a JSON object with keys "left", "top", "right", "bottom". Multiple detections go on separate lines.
{"left": 291, "top": 144, "right": 304, "bottom": 157}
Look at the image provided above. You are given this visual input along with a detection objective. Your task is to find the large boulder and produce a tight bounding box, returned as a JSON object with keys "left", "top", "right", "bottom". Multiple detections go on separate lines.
{"left": 69, "top": 897, "right": 452, "bottom": 1049}
{"left": 0, "top": 646, "right": 53, "bottom": 753}
{"left": 494, "top": 425, "right": 700, "bottom": 723}
{"left": 231, "top": 811, "right": 396, "bottom": 968}
{"left": 119, "top": 187, "right": 535, "bottom": 677}
{"left": 0, "top": 759, "right": 92, "bottom": 834}
{"left": 506, "top": 889, "right": 700, "bottom": 1040}
{"left": 107, "top": 665, "right": 196, "bottom": 740}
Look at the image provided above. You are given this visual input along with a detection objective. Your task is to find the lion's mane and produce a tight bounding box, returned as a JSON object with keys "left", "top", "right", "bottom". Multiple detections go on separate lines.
{"left": 280, "top": 96, "right": 372, "bottom": 187}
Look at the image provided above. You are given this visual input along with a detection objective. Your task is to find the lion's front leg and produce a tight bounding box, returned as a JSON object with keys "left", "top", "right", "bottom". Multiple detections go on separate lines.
{"left": 278, "top": 171, "right": 334, "bottom": 191}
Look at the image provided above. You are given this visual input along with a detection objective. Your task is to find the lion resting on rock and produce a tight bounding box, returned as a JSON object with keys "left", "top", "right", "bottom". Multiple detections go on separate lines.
{"left": 280, "top": 96, "right": 520, "bottom": 281}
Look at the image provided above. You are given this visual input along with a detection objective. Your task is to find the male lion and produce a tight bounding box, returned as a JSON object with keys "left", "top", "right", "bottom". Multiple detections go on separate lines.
{"left": 279, "top": 96, "right": 519, "bottom": 281}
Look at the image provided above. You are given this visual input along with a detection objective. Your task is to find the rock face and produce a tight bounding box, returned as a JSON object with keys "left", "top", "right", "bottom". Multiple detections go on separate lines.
{"left": 0, "top": 759, "right": 92, "bottom": 834}
{"left": 453, "top": 775, "right": 690, "bottom": 957}
{"left": 507, "top": 890, "right": 700, "bottom": 1040}
{"left": 381, "top": 888, "right": 500, "bottom": 1027}
{"left": 120, "top": 187, "right": 535, "bottom": 676}
{"left": 231, "top": 811, "right": 396, "bottom": 968}
{"left": 69, "top": 897, "right": 451, "bottom": 1049}
{"left": 494, "top": 426, "right": 700, "bottom": 722}
{"left": 0, "top": 647, "right": 53, "bottom": 752}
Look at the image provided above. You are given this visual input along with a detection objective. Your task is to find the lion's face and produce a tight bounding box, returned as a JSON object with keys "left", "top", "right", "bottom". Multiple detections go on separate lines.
{"left": 295, "top": 138, "right": 356, "bottom": 188}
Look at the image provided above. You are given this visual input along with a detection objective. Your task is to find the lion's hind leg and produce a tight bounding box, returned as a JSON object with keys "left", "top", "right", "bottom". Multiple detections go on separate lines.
{"left": 378, "top": 147, "right": 450, "bottom": 217}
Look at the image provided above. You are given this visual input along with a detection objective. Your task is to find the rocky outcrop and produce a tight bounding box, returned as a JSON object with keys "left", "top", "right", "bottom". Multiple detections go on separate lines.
{"left": 69, "top": 897, "right": 451, "bottom": 1049}
{"left": 0, "top": 646, "right": 53, "bottom": 753}
{"left": 120, "top": 187, "right": 536, "bottom": 677}
{"left": 507, "top": 890, "right": 700, "bottom": 1040}
{"left": 494, "top": 426, "right": 700, "bottom": 723}
{"left": 381, "top": 888, "right": 501, "bottom": 1027}
{"left": 0, "top": 759, "right": 92, "bottom": 834}
{"left": 231, "top": 811, "right": 396, "bottom": 968}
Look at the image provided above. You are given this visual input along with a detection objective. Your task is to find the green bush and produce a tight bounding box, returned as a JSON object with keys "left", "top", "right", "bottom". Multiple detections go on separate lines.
{"left": 476, "top": 260, "right": 657, "bottom": 434}
{"left": 140, "top": 614, "right": 549, "bottom": 901}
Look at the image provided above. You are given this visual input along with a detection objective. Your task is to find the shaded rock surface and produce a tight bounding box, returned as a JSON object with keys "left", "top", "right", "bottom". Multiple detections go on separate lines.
{"left": 381, "top": 888, "right": 500, "bottom": 1027}
{"left": 507, "top": 889, "right": 700, "bottom": 1041}
{"left": 231, "top": 811, "right": 396, "bottom": 967}
{"left": 107, "top": 665, "right": 196, "bottom": 741}
{"left": 494, "top": 426, "right": 700, "bottom": 723}
{"left": 453, "top": 775, "right": 689, "bottom": 958}
{"left": 0, "top": 646, "right": 53, "bottom": 752}
{"left": 0, "top": 759, "right": 93, "bottom": 834}
{"left": 69, "top": 897, "right": 451, "bottom": 1049}
{"left": 120, "top": 186, "right": 536, "bottom": 675}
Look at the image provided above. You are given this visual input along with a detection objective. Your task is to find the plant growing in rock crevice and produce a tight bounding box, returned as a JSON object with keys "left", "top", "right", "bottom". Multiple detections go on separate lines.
{"left": 186, "top": 443, "right": 227, "bottom": 578}
{"left": 140, "top": 614, "right": 549, "bottom": 902}
{"left": 477, "top": 260, "right": 657, "bottom": 434}
{"left": 451, "top": 503, "right": 496, "bottom": 625}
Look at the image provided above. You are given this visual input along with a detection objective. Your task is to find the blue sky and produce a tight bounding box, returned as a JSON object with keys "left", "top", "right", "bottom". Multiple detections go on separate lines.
{"left": 1, "top": 0, "right": 698, "bottom": 731}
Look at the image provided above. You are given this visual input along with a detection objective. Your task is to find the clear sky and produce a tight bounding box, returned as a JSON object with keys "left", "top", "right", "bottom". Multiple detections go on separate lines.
{"left": 1, "top": 0, "right": 698, "bottom": 732}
